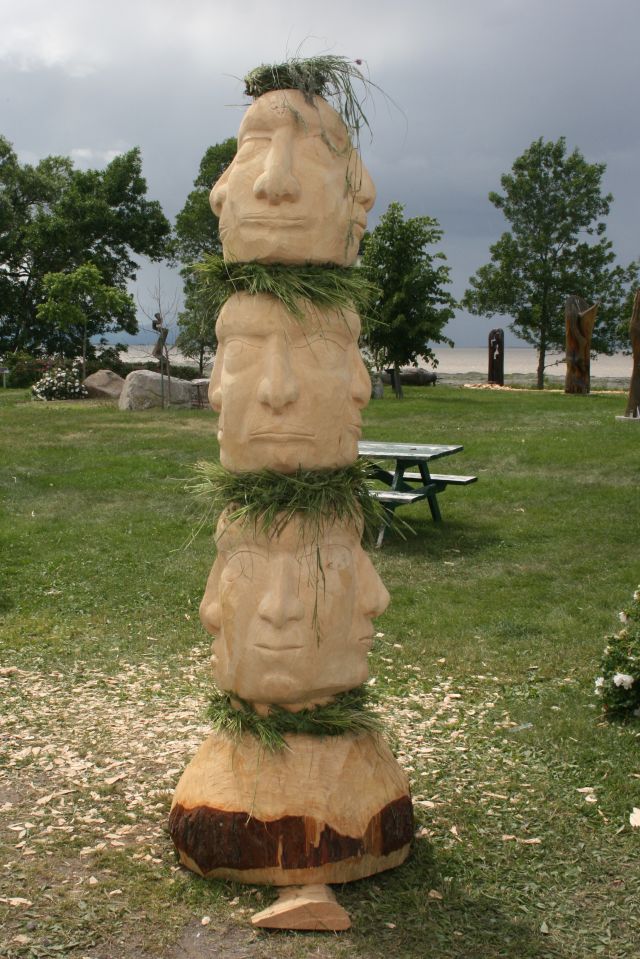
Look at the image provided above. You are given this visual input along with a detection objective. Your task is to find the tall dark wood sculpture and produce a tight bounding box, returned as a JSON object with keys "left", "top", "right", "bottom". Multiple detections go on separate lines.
{"left": 564, "top": 295, "right": 597, "bottom": 394}
{"left": 488, "top": 328, "right": 504, "bottom": 385}
{"left": 624, "top": 290, "right": 640, "bottom": 418}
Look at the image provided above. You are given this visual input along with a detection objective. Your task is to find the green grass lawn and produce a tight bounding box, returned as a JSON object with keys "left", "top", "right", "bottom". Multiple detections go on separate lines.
{"left": 1, "top": 386, "right": 638, "bottom": 959}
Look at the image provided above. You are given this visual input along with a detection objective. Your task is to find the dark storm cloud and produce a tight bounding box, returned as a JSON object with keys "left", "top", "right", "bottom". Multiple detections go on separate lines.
{"left": 1, "top": 0, "right": 638, "bottom": 346}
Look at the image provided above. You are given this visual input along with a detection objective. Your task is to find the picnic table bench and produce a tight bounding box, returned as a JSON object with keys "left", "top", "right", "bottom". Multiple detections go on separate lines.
{"left": 358, "top": 441, "right": 478, "bottom": 546}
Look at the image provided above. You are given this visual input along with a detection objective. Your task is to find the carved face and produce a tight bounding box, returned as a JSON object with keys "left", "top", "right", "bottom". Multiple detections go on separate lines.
{"left": 209, "top": 293, "right": 371, "bottom": 472}
{"left": 200, "top": 514, "right": 389, "bottom": 706}
{"left": 210, "top": 89, "right": 375, "bottom": 266}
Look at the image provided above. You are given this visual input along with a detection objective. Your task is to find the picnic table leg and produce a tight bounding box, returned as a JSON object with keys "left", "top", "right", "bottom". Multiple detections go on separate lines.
{"left": 376, "top": 503, "right": 396, "bottom": 548}
{"left": 418, "top": 463, "right": 443, "bottom": 523}
{"left": 426, "top": 492, "right": 442, "bottom": 523}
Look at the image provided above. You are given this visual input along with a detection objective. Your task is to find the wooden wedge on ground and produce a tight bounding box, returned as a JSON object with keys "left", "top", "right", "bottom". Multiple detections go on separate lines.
{"left": 251, "top": 883, "right": 351, "bottom": 931}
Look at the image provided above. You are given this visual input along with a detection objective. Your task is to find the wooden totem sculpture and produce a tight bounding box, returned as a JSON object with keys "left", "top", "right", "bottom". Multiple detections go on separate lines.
{"left": 170, "top": 66, "right": 413, "bottom": 930}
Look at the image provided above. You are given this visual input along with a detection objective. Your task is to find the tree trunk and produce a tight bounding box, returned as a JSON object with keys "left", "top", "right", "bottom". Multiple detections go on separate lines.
{"left": 82, "top": 323, "right": 87, "bottom": 382}
{"left": 564, "top": 295, "right": 597, "bottom": 394}
{"left": 625, "top": 290, "right": 640, "bottom": 417}
{"left": 198, "top": 344, "right": 205, "bottom": 376}
{"left": 536, "top": 337, "right": 546, "bottom": 391}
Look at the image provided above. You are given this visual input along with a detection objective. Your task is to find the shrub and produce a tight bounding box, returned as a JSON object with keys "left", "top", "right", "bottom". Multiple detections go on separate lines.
{"left": 84, "top": 357, "right": 204, "bottom": 381}
{"left": 1, "top": 351, "right": 50, "bottom": 388}
{"left": 595, "top": 586, "right": 640, "bottom": 719}
{"left": 32, "top": 359, "right": 88, "bottom": 401}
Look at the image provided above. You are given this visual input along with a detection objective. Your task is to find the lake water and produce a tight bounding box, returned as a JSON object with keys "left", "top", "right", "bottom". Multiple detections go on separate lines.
{"left": 121, "top": 344, "right": 632, "bottom": 380}
{"left": 431, "top": 347, "right": 631, "bottom": 378}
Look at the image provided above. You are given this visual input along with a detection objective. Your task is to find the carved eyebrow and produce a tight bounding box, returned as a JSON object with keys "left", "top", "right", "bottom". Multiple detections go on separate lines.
{"left": 238, "top": 126, "right": 272, "bottom": 144}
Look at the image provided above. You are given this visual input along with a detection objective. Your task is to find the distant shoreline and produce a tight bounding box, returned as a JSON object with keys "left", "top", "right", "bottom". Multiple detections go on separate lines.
{"left": 118, "top": 344, "right": 633, "bottom": 383}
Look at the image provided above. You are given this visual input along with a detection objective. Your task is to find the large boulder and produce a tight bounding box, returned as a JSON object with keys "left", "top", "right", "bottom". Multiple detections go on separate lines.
{"left": 381, "top": 368, "right": 437, "bottom": 386}
{"left": 84, "top": 369, "right": 125, "bottom": 400}
{"left": 118, "top": 370, "right": 193, "bottom": 411}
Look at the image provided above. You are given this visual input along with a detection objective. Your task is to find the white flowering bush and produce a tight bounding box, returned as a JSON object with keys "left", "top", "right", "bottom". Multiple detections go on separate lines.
{"left": 31, "top": 360, "right": 88, "bottom": 401}
{"left": 595, "top": 586, "right": 640, "bottom": 719}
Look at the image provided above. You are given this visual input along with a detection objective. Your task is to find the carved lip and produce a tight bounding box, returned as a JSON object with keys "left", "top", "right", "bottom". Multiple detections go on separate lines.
{"left": 357, "top": 632, "right": 374, "bottom": 647}
{"left": 254, "top": 643, "right": 304, "bottom": 652}
{"left": 241, "top": 214, "right": 307, "bottom": 225}
{"left": 250, "top": 428, "right": 315, "bottom": 440}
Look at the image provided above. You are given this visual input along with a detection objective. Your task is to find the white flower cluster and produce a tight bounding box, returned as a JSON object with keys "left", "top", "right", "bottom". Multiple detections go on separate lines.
{"left": 32, "top": 360, "right": 88, "bottom": 402}
{"left": 595, "top": 586, "right": 640, "bottom": 718}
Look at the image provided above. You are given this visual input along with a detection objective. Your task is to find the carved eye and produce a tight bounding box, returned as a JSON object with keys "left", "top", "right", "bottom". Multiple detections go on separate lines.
{"left": 236, "top": 137, "right": 271, "bottom": 161}
{"left": 221, "top": 551, "right": 257, "bottom": 584}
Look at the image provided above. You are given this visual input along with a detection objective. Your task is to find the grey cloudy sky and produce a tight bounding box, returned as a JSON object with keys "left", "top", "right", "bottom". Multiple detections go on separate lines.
{"left": 1, "top": 0, "right": 639, "bottom": 348}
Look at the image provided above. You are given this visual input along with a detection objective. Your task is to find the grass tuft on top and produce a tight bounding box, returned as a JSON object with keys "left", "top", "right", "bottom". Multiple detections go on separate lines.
{"left": 243, "top": 55, "right": 381, "bottom": 143}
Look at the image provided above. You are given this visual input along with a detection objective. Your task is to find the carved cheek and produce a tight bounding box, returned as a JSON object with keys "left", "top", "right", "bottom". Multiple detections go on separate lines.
{"left": 209, "top": 346, "right": 224, "bottom": 412}
{"left": 350, "top": 351, "right": 372, "bottom": 408}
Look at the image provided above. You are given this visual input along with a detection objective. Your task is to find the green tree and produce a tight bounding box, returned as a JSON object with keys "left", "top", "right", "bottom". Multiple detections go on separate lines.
{"left": 0, "top": 136, "right": 171, "bottom": 356}
{"left": 462, "top": 137, "right": 639, "bottom": 389}
{"left": 36, "top": 263, "right": 136, "bottom": 377}
{"left": 175, "top": 284, "right": 217, "bottom": 375}
{"left": 360, "top": 202, "right": 455, "bottom": 397}
{"left": 174, "top": 139, "right": 236, "bottom": 370}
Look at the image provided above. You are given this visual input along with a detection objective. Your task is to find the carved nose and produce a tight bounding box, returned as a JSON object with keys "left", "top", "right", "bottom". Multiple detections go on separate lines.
{"left": 258, "top": 587, "right": 305, "bottom": 628}
{"left": 253, "top": 137, "right": 301, "bottom": 204}
{"left": 361, "top": 568, "right": 390, "bottom": 619}
{"left": 256, "top": 347, "right": 299, "bottom": 411}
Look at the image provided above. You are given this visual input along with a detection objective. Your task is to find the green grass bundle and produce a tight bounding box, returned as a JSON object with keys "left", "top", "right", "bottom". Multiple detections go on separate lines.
{"left": 187, "top": 459, "right": 391, "bottom": 545}
{"left": 243, "top": 55, "right": 378, "bottom": 143}
{"left": 192, "top": 256, "right": 378, "bottom": 329}
{"left": 595, "top": 585, "right": 640, "bottom": 719}
{"left": 208, "top": 686, "right": 382, "bottom": 751}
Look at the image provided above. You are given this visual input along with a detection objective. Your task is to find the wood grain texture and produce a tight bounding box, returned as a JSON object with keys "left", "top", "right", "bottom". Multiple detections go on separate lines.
{"left": 250, "top": 884, "right": 351, "bottom": 930}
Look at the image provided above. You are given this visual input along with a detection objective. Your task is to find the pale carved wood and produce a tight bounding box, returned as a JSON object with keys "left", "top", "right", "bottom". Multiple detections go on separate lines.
{"left": 208, "top": 294, "right": 371, "bottom": 472}
{"left": 564, "top": 295, "right": 597, "bottom": 394}
{"left": 251, "top": 884, "right": 351, "bottom": 931}
{"left": 625, "top": 290, "right": 640, "bottom": 417}
{"left": 199, "top": 512, "right": 389, "bottom": 708}
{"left": 210, "top": 89, "right": 375, "bottom": 267}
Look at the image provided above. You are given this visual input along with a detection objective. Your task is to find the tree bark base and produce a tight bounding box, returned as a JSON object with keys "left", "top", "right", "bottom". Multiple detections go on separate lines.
{"left": 169, "top": 730, "right": 413, "bottom": 886}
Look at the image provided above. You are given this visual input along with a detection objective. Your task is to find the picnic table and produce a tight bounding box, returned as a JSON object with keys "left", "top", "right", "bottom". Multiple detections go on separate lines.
{"left": 358, "top": 440, "right": 477, "bottom": 546}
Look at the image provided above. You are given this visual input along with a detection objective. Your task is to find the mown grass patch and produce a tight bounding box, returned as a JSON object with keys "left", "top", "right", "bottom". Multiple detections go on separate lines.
{"left": 1, "top": 386, "right": 638, "bottom": 959}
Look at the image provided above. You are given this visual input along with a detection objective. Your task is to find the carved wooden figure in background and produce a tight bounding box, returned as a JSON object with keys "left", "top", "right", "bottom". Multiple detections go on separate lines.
{"left": 564, "top": 294, "right": 598, "bottom": 394}
{"left": 625, "top": 290, "right": 640, "bottom": 418}
{"left": 488, "top": 328, "right": 504, "bottom": 386}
